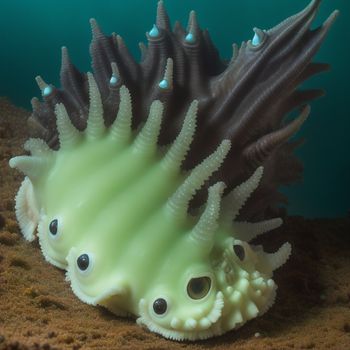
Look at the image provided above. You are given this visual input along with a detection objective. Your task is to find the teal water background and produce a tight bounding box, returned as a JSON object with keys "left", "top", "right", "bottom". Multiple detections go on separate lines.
{"left": 0, "top": 0, "right": 349, "bottom": 218}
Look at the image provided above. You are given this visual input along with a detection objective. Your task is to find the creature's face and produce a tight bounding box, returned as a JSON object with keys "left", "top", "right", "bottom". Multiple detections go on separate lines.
{"left": 12, "top": 172, "right": 79, "bottom": 269}
{"left": 136, "top": 235, "right": 276, "bottom": 341}
{"left": 133, "top": 236, "right": 219, "bottom": 340}
{"left": 36, "top": 183, "right": 94, "bottom": 269}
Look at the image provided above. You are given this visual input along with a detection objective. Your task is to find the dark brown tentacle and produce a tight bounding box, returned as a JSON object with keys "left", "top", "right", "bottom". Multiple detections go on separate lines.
{"left": 27, "top": 0, "right": 338, "bottom": 220}
{"left": 243, "top": 105, "right": 310, "bottom": 167}
{"left": 156, "top": 0, "right": 171, "bottom": 31}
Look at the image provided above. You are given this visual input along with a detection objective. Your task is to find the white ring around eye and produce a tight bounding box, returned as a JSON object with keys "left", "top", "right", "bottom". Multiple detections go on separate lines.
{"left": 45, "top": 215, "right": 64, "bottom": 241}
{"left": 76, "top": 252, "right": 94, "bottom": 276}
{"left": 48, "top": 217, "right": 61, "bottom": 240}
{"left": 150, "top": 295, "right": 171, "bottom": 318}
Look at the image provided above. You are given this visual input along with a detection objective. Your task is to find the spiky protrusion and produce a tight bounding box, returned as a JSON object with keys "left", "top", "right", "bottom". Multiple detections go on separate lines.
{"left": 9, "top": 156, "right": 48, "bottom": 181}
{"left": 55, "top": 103, "right": 81, "bottom": 149}
{"left": 186, "top": 10, "right": 200, "bottom": 43}
{"left": 190, "top": 182, "right": 225, "bottom": 250}
{"left": 133, "top": 100, "right": 164, "bottom": 155}
{"left": 27, "top": 0, "right": 338, "bottom": 221}
{"left": 109, "top": 62, "right": 121, "bottom": 87}
{"left": 243, "top": 105, "right": 311, "bottom": 166}
{"left": 233, "top": 218, "right": 283, "bottom": 242}
{"left": 167, "top": 140, "right": 231, "bottom": 221}
{"left": 109, "top": 85, "right": 133, "bottom": 144}
{"left": 221, "top": 167, "right": 264, "bottom": 226}
{"left": 86, "top": 73, "right": 105, "bottom": 140}
{"left": 265, "top": 242, "right": 292, "bottom": 271}
{"left": 159, "top": 58, "right": 174, "bottom": 90}
{"left": 162, "top": 100, "right": 198, "bottom": 171}
{"left": 35, "top": 76, "right": 53, "bottom": 97}
{"left": 156, "top": 0, "right": 171, "bottom": 31}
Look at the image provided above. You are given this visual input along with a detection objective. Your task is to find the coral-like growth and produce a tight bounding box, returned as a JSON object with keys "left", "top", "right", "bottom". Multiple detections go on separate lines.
{"left": 9, "top": 0, "right": 337, "bottom": 341}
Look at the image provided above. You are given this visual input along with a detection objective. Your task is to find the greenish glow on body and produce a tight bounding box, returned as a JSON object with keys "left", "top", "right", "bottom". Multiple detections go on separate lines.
{"left": 9, "top": 74, "right": 291, "bottom": 341}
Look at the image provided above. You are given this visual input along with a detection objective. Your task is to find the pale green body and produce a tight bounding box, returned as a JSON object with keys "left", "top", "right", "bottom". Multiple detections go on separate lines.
{"left": 10, "top": 75, "right": 291, "bottom": 341}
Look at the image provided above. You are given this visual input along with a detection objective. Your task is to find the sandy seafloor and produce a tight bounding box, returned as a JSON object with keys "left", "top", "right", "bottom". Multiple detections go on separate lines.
{"left": 0, "top": 97, "right": 349, "bottom": 350}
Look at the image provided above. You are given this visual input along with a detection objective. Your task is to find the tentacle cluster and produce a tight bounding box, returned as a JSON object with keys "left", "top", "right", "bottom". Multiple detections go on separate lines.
{"left": 26, "top": 0, "right": 338, "bottom": 221}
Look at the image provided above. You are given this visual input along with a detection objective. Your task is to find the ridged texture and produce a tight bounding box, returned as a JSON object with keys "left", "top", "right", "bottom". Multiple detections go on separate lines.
{"left": 109, "top": 85, "right": 132, "bottom": 143}
{"left": 190, "top": 182, "right": 225, "bottom": 249}
{"left": 55, "top": 103, "right": 81, "bottom": 149}
{"left": 233, "top": 217, "right": 283, "bottom": 242}
{"left": 10, "top": 60, "right": 302, "bottom": 342}
{"left": 162, "top": 100, "right": 198, "bottom": 171}
{"left": 167, "top": 140, "right": 230, "bottom": 220}
{"left": 27, "top": 0, "right": 338, "bottom": 220}
{"left": 13, "top": 177, "right": 39, "bottom": 241}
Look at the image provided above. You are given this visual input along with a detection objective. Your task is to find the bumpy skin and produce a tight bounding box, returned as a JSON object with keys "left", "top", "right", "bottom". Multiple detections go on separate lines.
{"left": 9, "top": 0, "right": 337, "bottom": 342}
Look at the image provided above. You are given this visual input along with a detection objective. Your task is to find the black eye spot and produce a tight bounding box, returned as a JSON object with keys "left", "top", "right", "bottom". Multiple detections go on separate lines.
{"left": 77, "top": 254, "right": 89, "bottom": 271}
{"left": 49, "top": 219, "right": 58, "bottom": 235}
{"left": 153, "top": 298, "right": 167, "bottom": 315}
{"left": 187, "top": 277, "right": 211, "bottom": 300}
{"left": 233, "top": 244, "right": 245, "bottom": 261}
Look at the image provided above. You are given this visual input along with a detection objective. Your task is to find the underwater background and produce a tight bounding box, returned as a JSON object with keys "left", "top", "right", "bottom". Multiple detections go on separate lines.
{"left": 0, "top": 0, "right": 348, "bottom": 218}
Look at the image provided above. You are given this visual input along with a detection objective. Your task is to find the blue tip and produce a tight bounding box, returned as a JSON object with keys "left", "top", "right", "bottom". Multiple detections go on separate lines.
{"left": 252, "top": 32, "right": 261, "bottom": 46}
{"left": 149, "top": 24, "right": 159, "bottom": 38}
{"left": 43, "top": 86, "right": 52, "bottom": 96}
{"left": 185, "top": 32, "right": 195, "bottom": 44}
{"left": 159, "top": 79, "right": 169, "bottom": 89}
{"left": 109, "top": 75, "right": 118, "bottom": 86}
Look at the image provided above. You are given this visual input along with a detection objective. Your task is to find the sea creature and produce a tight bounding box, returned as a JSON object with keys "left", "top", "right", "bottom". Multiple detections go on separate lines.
{"left": 9, "top": 0, "right": 337, "bottom": 341}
